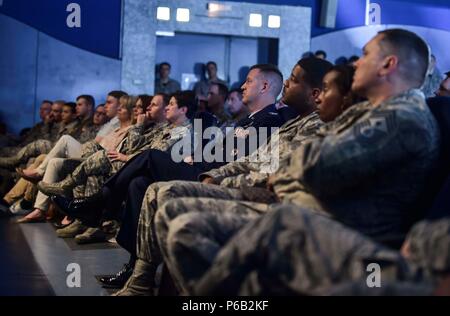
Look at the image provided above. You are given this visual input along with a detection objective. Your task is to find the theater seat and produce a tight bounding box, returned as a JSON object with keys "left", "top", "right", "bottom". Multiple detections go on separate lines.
{"left": 379, "top": 97, "right": 450, "bottom": 249}
{"left": 423, "top": 96, "right": 450, "bottom": 220}
{"left": 426, "top": 174, "right": 450, "bottom": 220}
{"left": 427, "top": 96, "right": 450, "bottom": 169}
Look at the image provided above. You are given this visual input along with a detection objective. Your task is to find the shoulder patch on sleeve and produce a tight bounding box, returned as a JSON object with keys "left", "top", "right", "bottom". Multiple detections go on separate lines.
{"left": 353, "top": 111, "right": 396, "bottom": 143}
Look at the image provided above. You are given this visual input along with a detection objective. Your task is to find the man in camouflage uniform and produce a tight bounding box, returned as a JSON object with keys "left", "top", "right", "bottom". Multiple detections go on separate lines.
{"left": 206, "top": 82, "right": 234, "bottom": 129}
{"left": 113, "top": 58, "right": 332, "bottom": 295}
{"left": 8, "top": 95, "right": 102, "bottom": 174}
{"left": 0, "top": 101, "right": 81, "bottom": 169}
{"left": 0, "top": 101, "right": 65, "bottom": 196}
{"left": 0, "top": 100, "right": 52, "bottom": 157}
{"left": 0, "top": 100, "right": 63, "bottom": 157}
{"left": 21, "top": 101, "right": 54, "bottom": 143}
{"left": 72, "top": 95, "right": 103, "bottom": 144}
{"left": 226, "top": 88, "right": 249, "bottom": 126}
{"left": 191, "top": 206, "right": 450, "bottom": 296}
{"left": 153, "top": 29, "right": 440, "bottom": 294}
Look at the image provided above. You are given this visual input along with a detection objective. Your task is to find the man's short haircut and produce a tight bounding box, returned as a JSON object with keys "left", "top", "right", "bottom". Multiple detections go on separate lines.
{"left": 348, "top": 55, "right": 359, "bottom": 63}
{"left": 64, "top": 102, "right": 77, "bottom": 113}
{"left": 334, "top": 56, "right": 348, "bottom": 65}
{"left": 96, "top": 104, "right": 105, "bottom": 109}
{"left": 229, "top": 88, "right": 243, "bottom": 100}
{"left": 297, "top": 57, "right": 334, "bottom": 89}
{"left": 211, "top": 82, "right": 229, "bottom": 99}
{"left": 445, "top": 71, "right": 450, "bottom": 78}
{"left": 249, "top": 63, "right": 284, "bottom": 97}
{"left": 302, "top": 51, "right": 315, "bottom": 59}
{"left": 315, "top": 50, "right": 327, "bottom": 58}
{"left": 42, "top": 100, "right": 53, "bottom": 105}
{"left": 137, "top": 94, "right": 153, "bottom": 110}
{"left": 108, "top": 90, "right": 128, "bottom": 100}
{"left": 160, "top": 62, "right": 171, "bottom": 69}
{"left": 206, "top": 61, "right": 217, "bottom": 69}
{"left": 170, "top": 90, "right": 197, "bottom": 119}
{"left": 377, "top": 29, "right": 429, "bottom": 88}
{"left": 53, "top": 100, "right": 66, "bottom": 107}
{"left": 154, "top": 93, "right": 170, "bottom": 107}
{"left": 76, "top": 95, "right": 95, "bottom": 109}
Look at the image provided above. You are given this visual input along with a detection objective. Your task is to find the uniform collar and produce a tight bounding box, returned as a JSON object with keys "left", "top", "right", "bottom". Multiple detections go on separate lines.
{"left": 248, "top": 103, "right": 277, "bottom": 119}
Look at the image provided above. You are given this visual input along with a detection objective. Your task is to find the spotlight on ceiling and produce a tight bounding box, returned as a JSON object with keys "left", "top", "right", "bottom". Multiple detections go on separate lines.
{"left": 156, "top": 7, "right": 170, "bottom": 21}
{"left": 249, "top": 13, "right": 262, "bottom": 27}
{"left": 268, "top": 15, "right": 281, "bottom": 28}
{"left": 176, "top": 8, "right": 190, "bottom": 22}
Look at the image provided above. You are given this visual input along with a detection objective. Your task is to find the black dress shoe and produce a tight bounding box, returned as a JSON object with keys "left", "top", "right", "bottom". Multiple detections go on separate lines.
{"left": 52, "top": 220, "right": 73, "bottom": 229}
{"left": 51, "top": 195, "right": 103, "bottom": 228}
{"left": 98, "top": 263, "right": 133, "bottom": 289}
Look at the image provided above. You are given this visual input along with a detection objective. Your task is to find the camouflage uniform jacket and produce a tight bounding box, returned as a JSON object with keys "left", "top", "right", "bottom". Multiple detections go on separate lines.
{"left": 46, "top": 120, "right": 81, "bottom": 143}
{"left": 21, "top": 121, "right": 53, "bottom": 144}
{"left": 201, "top": 111, "right": 322, "bottom": 188}
{"left": 75, "top": 116, "right": 100, "bottom": 144}
{"left": 271, "top": 89, "right": 440, "bottom": 238}
{"left": 126, "top": 120, "right": 192, "bottom": 160}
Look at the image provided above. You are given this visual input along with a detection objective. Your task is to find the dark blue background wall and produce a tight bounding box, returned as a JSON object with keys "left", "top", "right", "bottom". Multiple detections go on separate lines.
{"left": 220, "top": 0, "right": 450, "bottom": 36}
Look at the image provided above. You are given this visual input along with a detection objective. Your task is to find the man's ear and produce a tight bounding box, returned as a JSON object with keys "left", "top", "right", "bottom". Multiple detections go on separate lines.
{"left": 380, "top": 55, "right": 398, "bottom": 76}
{"left": 261, "top": 80, "right": 270, "bottom": 94}
{"left": 311, "top": 88, "right": 321, "bottom": 99}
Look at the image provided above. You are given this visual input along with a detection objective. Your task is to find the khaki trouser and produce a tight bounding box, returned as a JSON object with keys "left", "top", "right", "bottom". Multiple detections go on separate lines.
{"left": 3, "top": 154, "right": 46, "bottom": 204}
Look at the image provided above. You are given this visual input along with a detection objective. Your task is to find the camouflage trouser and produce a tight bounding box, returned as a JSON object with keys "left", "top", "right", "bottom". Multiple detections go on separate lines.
{"left": 34, "top": 158, "right": 82, "bottom": 211}
{"left": 137, "top": 181, "right": 248, "bottom": 270}
{"left": 68, "top": 150, "right": 125, "bottom": 198}
{"left": 0, "top": 139, "right": 53, "bottom": 169}
{"left": 153, "top": 190, "right": 271, "bottom": 293}
{"left": 77, "top": 175, "right": 107, "bottom": 198}
{"left": 81, "top": 140, "right": 101, "bottom": 158}
{"left": 69, "top": 150, "right": 114, "bottom": 185}
{"left": 192, "top": 206, "right": 450, "bottom": 296}
{"left": 0, "top": 146, "right": 20, "bottom": 157}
